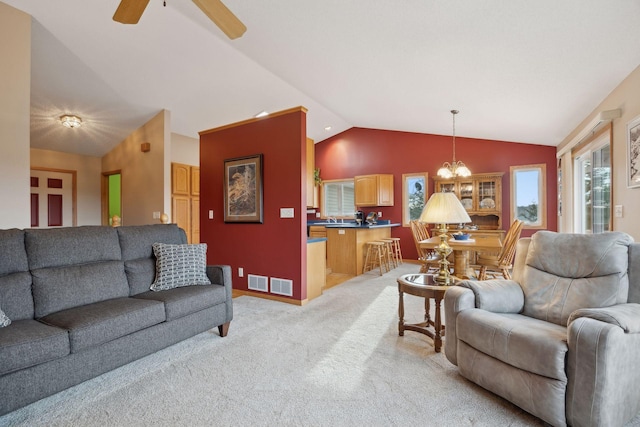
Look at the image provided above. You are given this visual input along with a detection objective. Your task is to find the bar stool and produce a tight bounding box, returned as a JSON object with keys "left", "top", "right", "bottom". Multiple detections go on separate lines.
{"left": 363, "top": 241, "right": 388, "bottom": 275}
{"left": 381, "top": 238, "right": 397, "bottom": 269}
{"left": 389, "top": 237, "right": 403, "bottom": 266}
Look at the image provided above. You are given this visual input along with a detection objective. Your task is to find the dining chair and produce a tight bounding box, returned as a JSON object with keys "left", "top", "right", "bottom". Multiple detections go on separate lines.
{"left": 409, "top": 220, "right": 442, "bottom": 273}
{"left": 474, "top": 219, "right": 524, "bottom": 280}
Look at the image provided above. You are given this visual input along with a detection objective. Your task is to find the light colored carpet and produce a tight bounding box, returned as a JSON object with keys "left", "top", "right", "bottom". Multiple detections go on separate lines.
{"left": 1, "top": 264, "right": 553, "bottom": 426}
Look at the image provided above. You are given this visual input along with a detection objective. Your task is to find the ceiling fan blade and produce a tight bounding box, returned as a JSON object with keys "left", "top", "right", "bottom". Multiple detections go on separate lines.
{"left": 192, "top": 0, "right": 247, "bottom": 40}
{"left": 113, "top": 0, "right": 151, "bottom": 24}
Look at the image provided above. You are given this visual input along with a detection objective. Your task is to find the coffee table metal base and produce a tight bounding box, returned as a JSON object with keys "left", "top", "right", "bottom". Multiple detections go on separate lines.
{"left": 397, "top": 273, "right": 448, "bottom": 353}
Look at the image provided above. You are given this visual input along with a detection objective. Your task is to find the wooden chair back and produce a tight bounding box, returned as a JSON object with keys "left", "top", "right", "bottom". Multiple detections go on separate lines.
{"left": 409, "top": 220, "right": 430, "bottom": 258}
{"left": 497, "top": 219, "right": 524, "bottom": 267}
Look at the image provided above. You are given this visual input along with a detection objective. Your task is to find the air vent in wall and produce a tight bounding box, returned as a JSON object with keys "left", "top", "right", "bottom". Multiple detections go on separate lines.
{"left": 270, "top": 277, "right": 293, "bottom": 296}
{"left": 248, "top": 274, "right": 268, "bottom": 292}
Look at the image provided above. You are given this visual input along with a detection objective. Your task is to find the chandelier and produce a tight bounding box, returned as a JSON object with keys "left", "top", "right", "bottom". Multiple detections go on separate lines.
{"left": 437, "top": 110, "right": 471, "bottom": 179}
{"left": 59, "top": 114, "right": 83, "bottom": 129}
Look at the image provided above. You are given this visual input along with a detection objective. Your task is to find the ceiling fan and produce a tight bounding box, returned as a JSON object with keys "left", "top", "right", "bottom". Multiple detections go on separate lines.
{"left": 113, "top": 0, "right": 246, "bottom": 40}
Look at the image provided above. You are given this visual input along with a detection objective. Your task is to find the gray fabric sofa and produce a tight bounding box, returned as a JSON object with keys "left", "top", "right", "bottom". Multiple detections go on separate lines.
{"left": 444, "top": 230, "right": 640, "bottom": 427}
{"left": 0, "top": 224, "right": 233, "bottom": 416}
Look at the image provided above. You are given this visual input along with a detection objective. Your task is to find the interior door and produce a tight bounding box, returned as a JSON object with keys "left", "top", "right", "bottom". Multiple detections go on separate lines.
{"left": 30, "top": 169, "right": 75, "bottom": 228}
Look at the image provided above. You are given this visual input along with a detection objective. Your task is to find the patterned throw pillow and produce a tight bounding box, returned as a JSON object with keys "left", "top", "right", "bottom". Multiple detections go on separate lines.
{"left": 0, "top": 307, "right": 10, "bottom": 328}
{"left": 150, "top": 243, "right": 211, "bottom": 291}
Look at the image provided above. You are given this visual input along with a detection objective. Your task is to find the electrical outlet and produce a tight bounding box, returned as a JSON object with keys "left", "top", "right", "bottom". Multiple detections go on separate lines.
{"left": 316, "top": 212, "right": 321, "bottom": 218}
{"left": 377, "top": 211, "right": 383, "bottom": 218}
{"left": 238, "top": 267, "right": 244, "bottom": 277}
{"left": 209, "top": 210, "right": 214, "bottom": 219}
{"left": 152, "top": 211, "right": 160, "bottom": 219}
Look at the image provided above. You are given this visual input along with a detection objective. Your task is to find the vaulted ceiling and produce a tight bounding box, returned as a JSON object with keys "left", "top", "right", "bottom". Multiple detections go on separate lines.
{"left": 5, "top": 0, "right": 640, "bottom": 157}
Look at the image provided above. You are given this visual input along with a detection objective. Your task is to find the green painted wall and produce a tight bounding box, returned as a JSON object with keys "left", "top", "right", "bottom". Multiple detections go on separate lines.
{"left": 108, "top": 174, "right": 121, "bottom": 223}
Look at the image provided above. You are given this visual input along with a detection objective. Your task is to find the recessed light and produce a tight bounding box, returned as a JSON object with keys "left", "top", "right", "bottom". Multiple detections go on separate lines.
{"left": 59, "top": 114, "right": 82, "bottom": 129}
{"left": 324, "top": 126, "right": 332, "bottom": 131}
{"left": 255, "top": 111, "right": 269, "bottom": 118}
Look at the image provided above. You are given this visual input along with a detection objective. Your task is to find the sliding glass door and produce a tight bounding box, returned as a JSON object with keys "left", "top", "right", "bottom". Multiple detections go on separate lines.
{"left": 574, "top": 139, "right": 611, "bottom": 234}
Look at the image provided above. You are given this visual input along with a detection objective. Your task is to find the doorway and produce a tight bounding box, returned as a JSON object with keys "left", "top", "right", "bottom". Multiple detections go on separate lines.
{"left": 30, "top": 168, "right": 77, "bottom": 228}
{"left": 102, "top": 171, "right": 122, "bottom": 226}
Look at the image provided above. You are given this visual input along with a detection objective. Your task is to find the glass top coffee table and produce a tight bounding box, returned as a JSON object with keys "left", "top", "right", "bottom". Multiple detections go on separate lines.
{"left": 397, "top": 273, "right": 449, "bottom": 353}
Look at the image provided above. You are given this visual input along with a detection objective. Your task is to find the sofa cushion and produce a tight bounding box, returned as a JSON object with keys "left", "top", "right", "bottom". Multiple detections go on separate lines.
{"left": 40, "top": 297, "right": 165, "bottom": 353}
{"left": 134, "top": 284, "right": 226, "bottom": 321}
{"left": 117, "top": 224, "right": 187, "bottom": 261}
{"left": 31, "top": 261, "right": 130, "bottom": 318}
{"left": 25, "top": 226, "right": 122, "bottom": 270}
{"left": 150, "top": 243, "right": 211, "bottom": 291}
{"left": 0, "top": 229, "right": 28, "bottom": 276}
{"left": 522, "top": 231, "right": 633, "bottom": 326}
{"left": 0, "top": 319, "right": 70, "bottom": 375}
{"left": 124, "top": 258, "right": 157, "bottom": 296}
{"left": 0, "top": 308, "right": 9, "bottom": 328}
{"left": 0, "top": 272, "right": 35, "bottom": 321}
{"left": 116, "top": 224, "right": 188, "bottom": 296}
{"left": 457, "top": 310, "right": 568, "bottom": 381}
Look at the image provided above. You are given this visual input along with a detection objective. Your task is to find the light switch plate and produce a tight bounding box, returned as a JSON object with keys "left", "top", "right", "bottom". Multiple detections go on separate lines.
{"left": 208, "top": 210, "right": 214, "bottom": 219}
{"left": 280, "top": 208, "right": 295, "bottom": 218}
{"left": 615, "top": 205, "right": 623, "bottom": 218}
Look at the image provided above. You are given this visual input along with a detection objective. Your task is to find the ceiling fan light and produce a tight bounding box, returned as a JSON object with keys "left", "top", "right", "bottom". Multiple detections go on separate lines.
{"left": 60, "top": 115, "right": 82, "bottom": 129}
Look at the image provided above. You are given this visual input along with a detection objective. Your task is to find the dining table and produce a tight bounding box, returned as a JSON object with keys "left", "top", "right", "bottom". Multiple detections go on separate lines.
{"left": 419, "top": 234, "right": 502, "bottom": 279}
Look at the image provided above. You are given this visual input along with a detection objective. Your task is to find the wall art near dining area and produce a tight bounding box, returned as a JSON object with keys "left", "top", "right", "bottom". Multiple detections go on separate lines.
{"left": 628, "top": 115, "right": 640, "bottom": 188}
{"left": 224, "top": 154, "right": 263, "bottom": 223}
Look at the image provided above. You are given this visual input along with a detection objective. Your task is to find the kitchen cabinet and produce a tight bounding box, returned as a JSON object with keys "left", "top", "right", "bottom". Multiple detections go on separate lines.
{"left": 433, "top": 172, "right": 503, "bottom": 230}
{"left": 308, "top": 225, "right": 327, "bottom": 239}
{"left": 326, "top": 226, "right": 393, "bottom": 276}
{"left": 354, "top": 174, "right": 394, "bottom": 207}
{"left": 171, "top": 162, "right": 200, "bottom": 243}
{"left": 306, "top": 239, "right": 326, "bottom": 301}
{"left": 306, "top": 137, "right": 318, "bottom": 208}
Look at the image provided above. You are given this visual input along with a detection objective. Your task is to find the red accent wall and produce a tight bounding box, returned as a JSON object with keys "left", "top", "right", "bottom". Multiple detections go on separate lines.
{"left": 199, "top": 108, "right": 308, "bottom": 301}
{"left": 313, "top": 127, "right": 558, "bottom": 261}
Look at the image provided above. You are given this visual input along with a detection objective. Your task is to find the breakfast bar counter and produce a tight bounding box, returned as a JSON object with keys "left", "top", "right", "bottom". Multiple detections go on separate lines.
{"left": 324, "top": 222, "right": 400, "bottom": 276}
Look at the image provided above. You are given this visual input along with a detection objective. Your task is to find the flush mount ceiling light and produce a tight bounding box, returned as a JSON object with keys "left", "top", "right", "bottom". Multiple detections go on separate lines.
{"left": 59, "top": 114, "right": 83, "bottom": 129}
{"left": 254, "top": 111, "right": 269, "bottom": 118}
{"left": 437, "top": 110, "right": 471, "bottom": 179}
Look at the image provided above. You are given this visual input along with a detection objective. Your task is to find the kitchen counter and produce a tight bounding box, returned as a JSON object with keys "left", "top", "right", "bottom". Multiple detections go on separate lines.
{"left": 308, "top": 220, "right": 400, "bottom": 229}
{"left": 323, "top": 222, "right": 400, "bottom": 229}
{"left": 324, "top": 224, "right": 396, "bottom": 276}
{"left": 307, "top": 237, "right": 328, "bottom": 244}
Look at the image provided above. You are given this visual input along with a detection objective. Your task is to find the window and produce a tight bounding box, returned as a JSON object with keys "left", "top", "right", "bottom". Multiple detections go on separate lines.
{"left": 402, "top": 173, "right": 428, "bottom": 226}
{"left": 510, "top": 164, "right": 546, "bottom": 229}
{"left": 322, "top": 179, "right": 355, "bottom": 218}
{"left": 573, "top": 136, "right": 611, "bottom": 234}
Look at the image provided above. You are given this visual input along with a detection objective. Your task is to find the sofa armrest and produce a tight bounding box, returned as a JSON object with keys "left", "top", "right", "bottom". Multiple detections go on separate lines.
{"left": 445, "top": 280, "right": 524, "bottom": 366}
{"left": 457, "top": 279, "right": 525, "bottom": 313}
{"left": 206, "top": 265, "right": 233, "bottom": 324}
{"left": 567, "top": 314, "right": 640, "bottom": 427}
{"left": 443, "top": 286, "right": 475, "bottom": 366}
{"left": 568, "top": 303, "right": 640, "bottom": 333}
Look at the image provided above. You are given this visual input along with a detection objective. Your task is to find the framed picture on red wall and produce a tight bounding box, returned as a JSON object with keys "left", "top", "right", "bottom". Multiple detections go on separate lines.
{"left": 224, "top": 154, "right": 263, "bottom": 223}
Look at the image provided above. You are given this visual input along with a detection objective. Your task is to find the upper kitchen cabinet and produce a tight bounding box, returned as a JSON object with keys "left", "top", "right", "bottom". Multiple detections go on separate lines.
{"left": 433, "top": 172, "right": 503, "bottom": 229}
{"left": 306, "top": 137, "right": 318, "bottom": 208}
{"left": 355, "top": 174, "right": 394, "bottom": 207}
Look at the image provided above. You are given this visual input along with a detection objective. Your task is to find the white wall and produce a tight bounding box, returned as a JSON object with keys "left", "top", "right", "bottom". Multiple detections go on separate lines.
{"left": 30, "top": 149, "right": 102, "bottom": 225}
{"left": 102, "top": 110, "right": 171, "bottom": 226}
{"left": 0, "top": 3, "right": 30, "bottom": 229}
{"left": 171, "top": 133, "right": 199, "bottom": 166}
{"left": 557, "top": 64, "right": 640, "bottom": 240}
